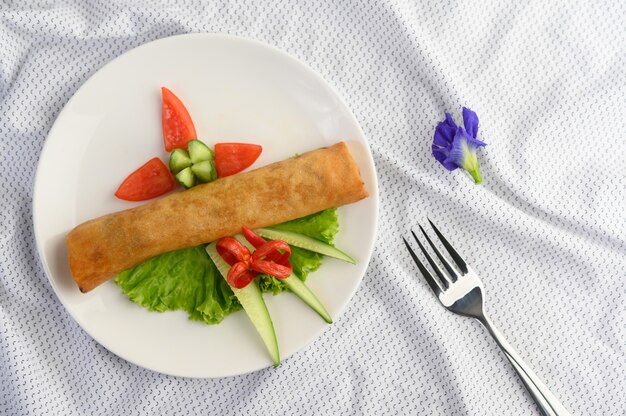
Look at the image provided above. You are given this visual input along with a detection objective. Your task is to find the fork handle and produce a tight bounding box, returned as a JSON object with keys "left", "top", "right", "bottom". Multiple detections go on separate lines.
{"left": 478, "top": 315, "right": 571, "bottom": 416}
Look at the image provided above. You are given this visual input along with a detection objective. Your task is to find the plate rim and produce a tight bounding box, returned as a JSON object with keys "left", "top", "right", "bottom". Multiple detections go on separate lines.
{"left": 32, "top": 32, "right": 379, "bottom": 378}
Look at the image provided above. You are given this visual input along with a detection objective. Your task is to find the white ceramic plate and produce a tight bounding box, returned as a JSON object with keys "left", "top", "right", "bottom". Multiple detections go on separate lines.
{"left": 33, "top": 33, "right": 378, "bottom": 378}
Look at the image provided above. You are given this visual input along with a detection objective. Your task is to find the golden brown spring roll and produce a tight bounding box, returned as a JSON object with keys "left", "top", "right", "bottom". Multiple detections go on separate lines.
{"left": 67, "top": 141, "right": 368, "bottom": 292}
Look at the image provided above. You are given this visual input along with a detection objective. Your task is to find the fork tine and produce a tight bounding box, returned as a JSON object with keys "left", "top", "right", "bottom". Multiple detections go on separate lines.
{"left": 418, "top": 225, "right": 459, "bottom": 282}
{"left": 427, "top": 218, "right": 468, "bottom": 274}
{"left": 410, "top": 230, "right": 450, "bottom": 289}
{"left": 402, "top": 237, "right": 442, "bottom": 296}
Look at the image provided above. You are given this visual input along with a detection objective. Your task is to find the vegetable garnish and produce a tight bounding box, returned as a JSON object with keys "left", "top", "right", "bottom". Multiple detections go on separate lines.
{"left": 214, "top": 143, "right": 262, "bottom": 177}
{"left": 432, "top": 107, "right": 487, "bottom": 184}
{"left": 170, "top": 139, "right": 217, "bottom": 188}
{"left": 241, "top": 227, "right": 292, "bottom": 268}
{"left": 242, "top": 226, "right": 266, "bottom": 248}
{"left": 116, "top": 209, "right": 338, "bottom": 321}
{"left": 115, "top": 246, "right": 240, "bottom": 324}
{"left": 161, "top": 87, "right": 197, "bottom": 152}
{"left": 114, "top": 157, "right": 175, "bottom": 201}
{"left": 216, "top": 229, "right": 292, "bottom": 289}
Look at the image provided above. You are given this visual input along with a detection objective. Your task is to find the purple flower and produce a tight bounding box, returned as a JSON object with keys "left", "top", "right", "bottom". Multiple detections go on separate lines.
{"left": 432, "top": 107, "right": 487, "bottom": 184}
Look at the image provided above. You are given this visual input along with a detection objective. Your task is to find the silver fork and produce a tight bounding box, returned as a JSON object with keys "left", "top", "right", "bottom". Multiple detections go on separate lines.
{"left": 403, "top": 220, "right": 571, "bottom": 416}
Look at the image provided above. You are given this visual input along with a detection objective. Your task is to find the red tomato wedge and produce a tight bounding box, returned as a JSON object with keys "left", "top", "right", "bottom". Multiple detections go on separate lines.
{"left": 214, "top": 143, "right": 262, "bottom": 177}
{"left": 115, "top": 157, "right": 175, "bottom": 201}
{"left": 161, "top": 87, "right": 197, "bottom": 152}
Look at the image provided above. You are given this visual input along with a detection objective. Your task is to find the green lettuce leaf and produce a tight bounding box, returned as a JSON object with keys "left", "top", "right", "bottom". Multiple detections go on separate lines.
{"left": 257, "top": 208, "right": 339, "bottom": 293}
{"left": 116, "top": 209, "right": 338, "bottom": 322}
{"left": 269, "top": 208, "right": 338, "bottom": 244}
{"left": 115, "top": 246, "right": 241, "bottom": 324}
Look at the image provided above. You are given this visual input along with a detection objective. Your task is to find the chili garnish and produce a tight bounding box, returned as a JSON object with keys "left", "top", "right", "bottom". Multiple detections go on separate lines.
{"left": 216, "top": 228, "right": 292, "bottom": 289}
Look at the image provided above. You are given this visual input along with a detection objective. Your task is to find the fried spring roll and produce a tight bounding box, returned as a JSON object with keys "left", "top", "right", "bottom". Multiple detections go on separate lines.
{"left": 67, "top": 141, "right": 368, "bottom": 292}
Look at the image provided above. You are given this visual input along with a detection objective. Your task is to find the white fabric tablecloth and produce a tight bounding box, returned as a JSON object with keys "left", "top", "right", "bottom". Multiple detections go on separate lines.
{"left": 1, "top": 1, "right": 624, "bottom": 415}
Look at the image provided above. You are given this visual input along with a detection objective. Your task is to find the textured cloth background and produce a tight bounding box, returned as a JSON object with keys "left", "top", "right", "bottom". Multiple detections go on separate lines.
{"left": 1, "top": 1, "right": 625, "bottom": 415}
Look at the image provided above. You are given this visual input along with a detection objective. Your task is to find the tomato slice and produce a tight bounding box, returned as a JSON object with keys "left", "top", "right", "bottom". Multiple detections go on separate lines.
{"left": 214, "top": 143, "right": 262, "bottom": 177}
{"left": 115, "top": 158, "right": 175, "bottom": 201}
{"left": 161, "top": 87, "right": 197, "bottom": 152}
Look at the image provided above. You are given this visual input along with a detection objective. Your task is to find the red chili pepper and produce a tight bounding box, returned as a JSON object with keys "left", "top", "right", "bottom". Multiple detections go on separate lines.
{"left": 252, "top": 239, "right": 291, "bottom": 261}
{"left": 270, "top": 251, "right": 291, "bottom": 267}
{"left": 242, "top": 227, "right": 289, "bottom": 265}
{"left": 242, "top": 226, "right": 266, "bottom": 249}
{"left": 216, "top": 237, "right": 251, "bottom": 266}
{"left": 227, "top": 262, "right": 259, "bottom": 289}
{"left": 251, "top": 240, "right": 292, "bottom": 279}
{"left": 251, "top": 260, "right": 292, "bottom": 278}
{"left": 216, "top": 230, "right": 293, "bottom": 289}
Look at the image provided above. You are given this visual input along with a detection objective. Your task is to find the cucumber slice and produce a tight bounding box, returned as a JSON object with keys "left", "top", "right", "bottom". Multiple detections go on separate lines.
{"left": 175, "top": 167, "right": 195, "bottom": 189}
{"left": 234, "top": 235, "right": 333, "bottom": 323}
{"left": 169, "top": 148, "right": 192, "bottom": 174}
{"left": 191, "top": 160, "right": 217, "bottom": 183}
{"left": 206, "top": 242, "right": 280, "bottom": 367}
{"left": 282, "top": 274, "right": 332, "bottom": 323}
{"left": 188, "top": 139, "right": 214, "bottom": 164}
{"left": 254, "top": 228, "right": 356, "bottom": 264}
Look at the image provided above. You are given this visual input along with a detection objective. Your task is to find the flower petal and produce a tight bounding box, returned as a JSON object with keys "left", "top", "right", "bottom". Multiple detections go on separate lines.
{"left": 445, "top": 128, "right": 484, "bottom": 184}
{"left": 444, "top": 112, "right": 456, "bottom": 126}
{"left": 466, "top": 134, "right": 487, "bottom": 150}
{"left": 432, "top": 145, "right": 459, "bottom": 171}
{"left": 459, "top": 126, "right": 487, "bottom": 150}
{"left": 433, "top": 126, "right": 451, "bottom": 147}
{"left": 462, "top": 107, "right": 479, "bottom": 139}
{"left": 444, "top": 129, "right": 468, "bottom": 168}
{"left": 433, "top": 112, "right": 458, "bottom": 147}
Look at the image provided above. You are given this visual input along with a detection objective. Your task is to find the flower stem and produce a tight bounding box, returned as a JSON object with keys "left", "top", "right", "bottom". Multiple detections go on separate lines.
{"left": 469, "top": 167, "right": 482, "bottom": 184}
{"left": 461, "top": 146, "right": 483, "bottom": 185}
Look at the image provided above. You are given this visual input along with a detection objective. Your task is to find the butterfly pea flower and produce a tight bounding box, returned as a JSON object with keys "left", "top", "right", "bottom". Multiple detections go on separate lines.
{"left": 432, "top": 107, "right": 487, "bottom": 184}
